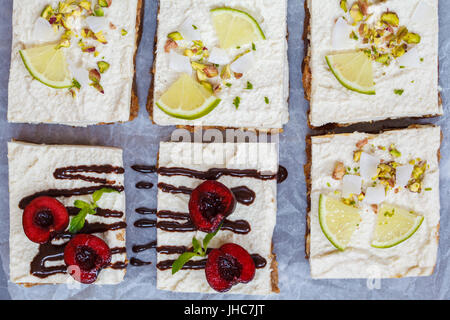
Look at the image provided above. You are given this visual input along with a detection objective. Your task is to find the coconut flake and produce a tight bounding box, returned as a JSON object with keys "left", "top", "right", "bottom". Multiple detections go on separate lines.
{"left": 68, "top": 62, "right": 89, "bottom": 88}
{"left": 364, "top": 186, "right": 386, "bottom": 205}
{"left": 231, "top": 51, "right": 254, "bottom": 74}
{"left": 396, "top": 164, "right": 414, "bottom": 188}
{"left": 396, "top": 47, "right": 421, "bottom": 68}
{"left": 85, "top": 16, "right": 108, "bottom": 33}
{"left": 332, "top": 17, "right": 355, "bottom": 50}
{"left": 179, "top": 17, "right": 201, "bottom": 41}
{"left": 412, "top": 0, "right": 435, "bottom": 23}
{"left": 360, "top": 152, "right": 380, "bottom": 181}
{"left": 208, "top": 47, "right": 231, "bottom": 65}
{"left": 168, "top": 51, "right": 192, "bottom": 74}
{"left": 342, "top": 175, "right": 362, "bottom": 198}
{"left": 32, "top": 17, "right": 56, "bottom": 42}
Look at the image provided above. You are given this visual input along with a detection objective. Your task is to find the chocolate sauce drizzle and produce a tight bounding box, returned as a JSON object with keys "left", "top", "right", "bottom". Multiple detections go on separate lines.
{"left": 53, "top": 165, "right": 124, "bottom": 185}
{"left": 136, "top": 181, "right": 154, "bottom": 189}
{"left": 131, "top": 165, "right": 157, "bottom": 174}
{"left": 130, "top": 257, "right": 152, "bottom": 267}
{"left": 157, "top": 183, "right": 255, "bottom": 205}
{"left": 136, "top": 207, "right": 157, "bottom": 215}
{"left": 132, "top": 241, "right": 157, "bottom": 253}
{"left": 157, "top": 167, "right": 280, "bottom": 181}
{"left": 134, "top": 219, "right": 157, "bottom": 228}
{"left": 24, "top": 164, "right": 126, "bottom": 278}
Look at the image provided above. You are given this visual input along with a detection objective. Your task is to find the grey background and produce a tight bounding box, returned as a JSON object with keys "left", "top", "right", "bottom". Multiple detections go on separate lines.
{"left": 0, "top": 0, "right": 449, "bottom": 299}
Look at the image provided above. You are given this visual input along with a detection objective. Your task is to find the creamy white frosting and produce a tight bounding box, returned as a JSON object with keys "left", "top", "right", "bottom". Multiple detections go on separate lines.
{"left": 309, "top": 126, "right": 440, "bottom": 279}
{"left": 8, "top": 0, "right": 138, "bottom": 126}
{"left": 157, "top": 142, "right": 278, "bottom": 294}
{"left": 8, "top": 141, "right": 126, "bottom": 284}
{"left": 153, "top": 0, "right": 289, "bottom": 129}
{"left": 307, "top": 0, "right": 442, "bottom": 127}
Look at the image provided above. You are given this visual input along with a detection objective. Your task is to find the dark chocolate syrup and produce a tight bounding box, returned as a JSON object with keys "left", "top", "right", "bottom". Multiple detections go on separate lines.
{"left": 156, "top": 254, "right": 266, "bottom": 271}
{"left": 132, "top": 241, "right": 157, "bottom": 253}
{"left": 134, "top": 219, "right": 157, "bottom": 228}
{"left": 136, "top": 181, "right": 154, "bottom": 189}
{"left": 131, "top": 165, "right": 157, "bottom": 174}
{"left": 67, "top": 207, "right": 124, "bottom": 218}
{"left": 19, "top": 185, "right": 124, "bottom": 210}
{"left": 277, "top": 165, "right": 288, "bottom": 184}
{"left": 108, "top": 261, "right": 128, "bottom": 270}
{"left": 157, "top": 183, "right": 255, "bottom": 205}
{"left": 53, "top": 165, "right": 124, "bottom": 185}
{"left": 157, "top": 167, "right": 279, "bottom": 181}
{"left": 130, "top": 257, "right": 152, "bottom": 267}
{"left": 136, "top": 207, "right": 157, "bottom": 215}
{"left": 157, "top": 210, "right": 189, "bottom": 220}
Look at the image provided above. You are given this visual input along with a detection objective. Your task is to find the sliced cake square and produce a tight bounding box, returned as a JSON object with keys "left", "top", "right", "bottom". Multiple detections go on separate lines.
{"left": 8, "top": 0, "right": 143, "bottom": 126}
{"left": 156, "top": 142, "right": 279, "bottom": 294}
{"left": 8, "top": 141, "right": 126, "bottom": 285}
{"left": 150, "top": 0, "right": 289, "bottom": 130}
{"left": 304, "top": 0, "right": 441, "bottom": 127}
{"left": 307, "top": 125, "right": 441, "bottom": 279}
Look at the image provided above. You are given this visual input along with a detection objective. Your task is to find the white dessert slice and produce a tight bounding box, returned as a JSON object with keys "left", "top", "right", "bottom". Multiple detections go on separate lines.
{"left": 305, "top": 0, "right": 441, "bottom": 127}
{"left": 307, "top": 125, "right": 440, "bottom": 279}
{"left": 8, "top": 0, "right": 142, "bottom": 126}
{"left": 8, "top": 141, "right": 126, "bottom": 285}
{"left": 156, "top": 142, "right": 279, "bottom": 294}
{"left": 151, "top": 0, "right": 289, "bottom": 130}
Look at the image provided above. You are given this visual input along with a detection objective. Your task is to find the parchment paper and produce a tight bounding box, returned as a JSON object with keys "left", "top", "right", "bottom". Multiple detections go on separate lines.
{"left": 0, "top": 0, "right": 448, "bottom": 300}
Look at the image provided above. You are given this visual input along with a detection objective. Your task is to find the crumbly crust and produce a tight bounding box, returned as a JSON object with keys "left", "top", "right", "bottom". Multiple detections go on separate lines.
{"left": 304, "top": 124, "right": 442, "bottom": 263}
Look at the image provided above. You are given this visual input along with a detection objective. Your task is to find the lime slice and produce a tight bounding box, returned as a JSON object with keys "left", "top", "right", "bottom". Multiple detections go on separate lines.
{"left": 318, "top": 194, "right": 361, "bottom": 251}
{"left": 19, "top": 44, "right": 73, "bottom": 89}
{"left": 156, "top": 74, "right": 221, "bottom": 120}
{"left": 371, "top": 204, "right": 424, "bottom": 249}
{"left": 210, "top": 7, "right": 266, "bottom": 49}
{"left": 325, "top": 51, "right": 375, "bottom": 95}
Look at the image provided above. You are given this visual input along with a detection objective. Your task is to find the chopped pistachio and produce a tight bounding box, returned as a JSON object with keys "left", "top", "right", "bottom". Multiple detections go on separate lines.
{"left": 233, "top": 97, "right": 241, "bottom": 109}
{"left": 353, "top": 150, "right": 362, "bottom": 162}
{"left": 404, "top": 32, "right": 421, "bottom": 44}
{"left": 340, "top": 0, "right": 348, "bottom": 12}
{"left": 350, "top": 31, "right": 359, "bottom": 40}
{"left": 56, "top": 39, "right": 70, "bottom": 49}
{"left": 408, "top": 182, "right": 421, "bottom": 193}
{"left": 394, "top": 89, "right": 404, "bottom": 96}
{"left": 203, "top": 65, "right": 218, "bottom": 78}
{"left": 91, "top": 82, "right": 105, "bottom": 94}
{"left": 225, "top": 83, "right": 232, "bottom": 87}
{"left": 389, "top": 144, "right": 401, "bottom": 157}
{"left": 197, "top": 70, "right": 208, "bottom": 82}
{"left": 184, "top": 49, "right": 194, "bottom": 57}
{"left": 392, "top": 45, "right": 406, "bottom": 57}
{"left": 164, "top": 39, "right": 178, "bottom": 53}
{"left": 168, "top": 31, "right": 183, "bottom": 41}
{"left": 94, "top": 5, "right": 104, "bottom": 17}
{"left": 265, "top": 97, "right": 270, "bottom": 104}
{"left": 72, "top": 79, "right": 81, "bottom": 89}
{"left": 381, "top": 12, "right": 399, "bottom": 27}
{"left": 201, "top": 81, "right": 213, "bottom": 93}
{"left": 350, "top": 3, "right": 364, "bottom": 23}
{"left": 41, "top": 5, "right": 54, "bottom": 19}
{"left": 78, "top": 1, "right": 92, "bottom": 11}
{"left": 121, "top": 29, "right": 128, "bottom": 36}
{"left": 332, "top": 162, "right": 345, "bottom": 180}
{"left": 99, "top": 0, "right": 112, "bottom": 7}
{"left": 252, "top": 43, "right": 256, "bottom": 51}
{"left": 375, "top": 54, "right": 390, "bottom": 65}
{"left": 220, "top": 65, "right": 232, "bottom": 80}
{"left": 95, "top": 31, "right": 108, "bottom": 44}
{"left": 234, "top": 72, "right": 243, "bottom": 79}
{"left": 89, "top": 69, "right": 101, "bottom": 83}
{"left": 245, "top": 81, "right": 253, "bottom": 90}
{"left": 396, "top": 26, "right": 408, "bottom": 42}
{"left": 191, "top": 61, "right": 207, "bottom": 72}
{"left": 97, "top": 61, "right": 110, "bottom": 73}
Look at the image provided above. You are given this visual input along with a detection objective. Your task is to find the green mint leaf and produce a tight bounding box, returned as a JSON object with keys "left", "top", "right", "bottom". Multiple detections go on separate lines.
{"left": 69, "top": 208, "right": 89, "bottom": 233}
{"left": 172, "top": 252, "right": 198, "bottom": 275}
{"left": 92, "top": 188, "right": 119, "bottom": 204}
{"left": 192, "top": 237, "right": 202, "bottom": 255}
{"left": 74, "top": 200, "right": 91, "bottom": 210}
{"left": 202, "top": 224, "right": 222, "bottom": 256}
{"left": 233, "top": 97, "right": 241, "bottom": 109}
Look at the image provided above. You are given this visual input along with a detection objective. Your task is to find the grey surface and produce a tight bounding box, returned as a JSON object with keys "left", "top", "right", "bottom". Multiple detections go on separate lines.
{"left": 0, "top": 0, "right": 449, "bottom": 300}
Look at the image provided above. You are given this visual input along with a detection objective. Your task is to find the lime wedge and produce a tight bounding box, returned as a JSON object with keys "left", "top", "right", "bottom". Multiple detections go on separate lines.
{"left": 210, "top": 7, "right": 266, "bottom": 49}
{"left": 325, "top": 51, "right": 375, "bottom": 95}
{"left": 371, "top": 204, "right": 424, "bottom": 249}
{"left": 156, "top": 74, "right": 221, "bottom": 120}
{"left": 19, "top": 44, "right": 73, "bottom": 89}
{"left": 318, "top": 194, "right": 361, "bottom": 251}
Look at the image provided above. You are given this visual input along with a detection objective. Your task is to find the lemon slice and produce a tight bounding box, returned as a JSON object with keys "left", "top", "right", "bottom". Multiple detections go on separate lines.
{"left": 211, "top": 7, "right": 266, "bottom": 49}
{"left": 318, "top": 194, "right": 361, "bottom": 251}
{"left": 325, "top": 51, "right": 375, "bottom": 95}
{"left": 156, "top": 74, "right": 221, "bottom": 120}
{"left": 19, "top": 44, "right": 73, "bottom": 89}
{"left": 371, "top": 204, "right": 424, "bottom": 249}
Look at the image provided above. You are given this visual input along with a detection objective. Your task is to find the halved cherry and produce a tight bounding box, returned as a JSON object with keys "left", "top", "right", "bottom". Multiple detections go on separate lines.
{"left": 188, "top": 180, "right": 236, "bottom": 233}
{"left": 22, "top": 196, "right": 69, "bottom": 243}
{"left": 64, "top": 234, "right": 112, "bottom": 284}
{"left": 205, "top": 243, "right": 256, "bottom": 292}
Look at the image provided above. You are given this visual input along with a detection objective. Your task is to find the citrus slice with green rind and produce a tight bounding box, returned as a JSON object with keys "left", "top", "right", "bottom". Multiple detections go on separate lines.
{"left": 325, "top": 51, "right": 375, "bottom": 95}
{"left": 156, "top": 74, "right": 221, "bottom": 120}
{"left": 19, "top": 44, "right": 73, "bottom": 89}
{"left": 319, "top": 194, "right": 361, "bottom": 251}
{"left": 210, "top": 7, "right": 266, "bottom": 49}
{"left": 371, "top": 204, "right": 424, "bottom": 249}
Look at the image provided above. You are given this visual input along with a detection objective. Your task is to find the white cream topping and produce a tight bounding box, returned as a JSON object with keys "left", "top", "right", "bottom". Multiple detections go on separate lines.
{"left": 309, "top": 126, "right": 440, "bottom": 279}
{"left": 8, "top": 0, "right": 138, "bottom": 126}
{"left": 307, "top": 0, "right": 441, "bottom": 127}
{"left": 8, "top": 141, "right": 126, "bottom": 285}
{"left": 153, "top": 0, "right": 289, "bottom": 129}
{"left": 157, "top": 142, "right": 278, "bottom": 295}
